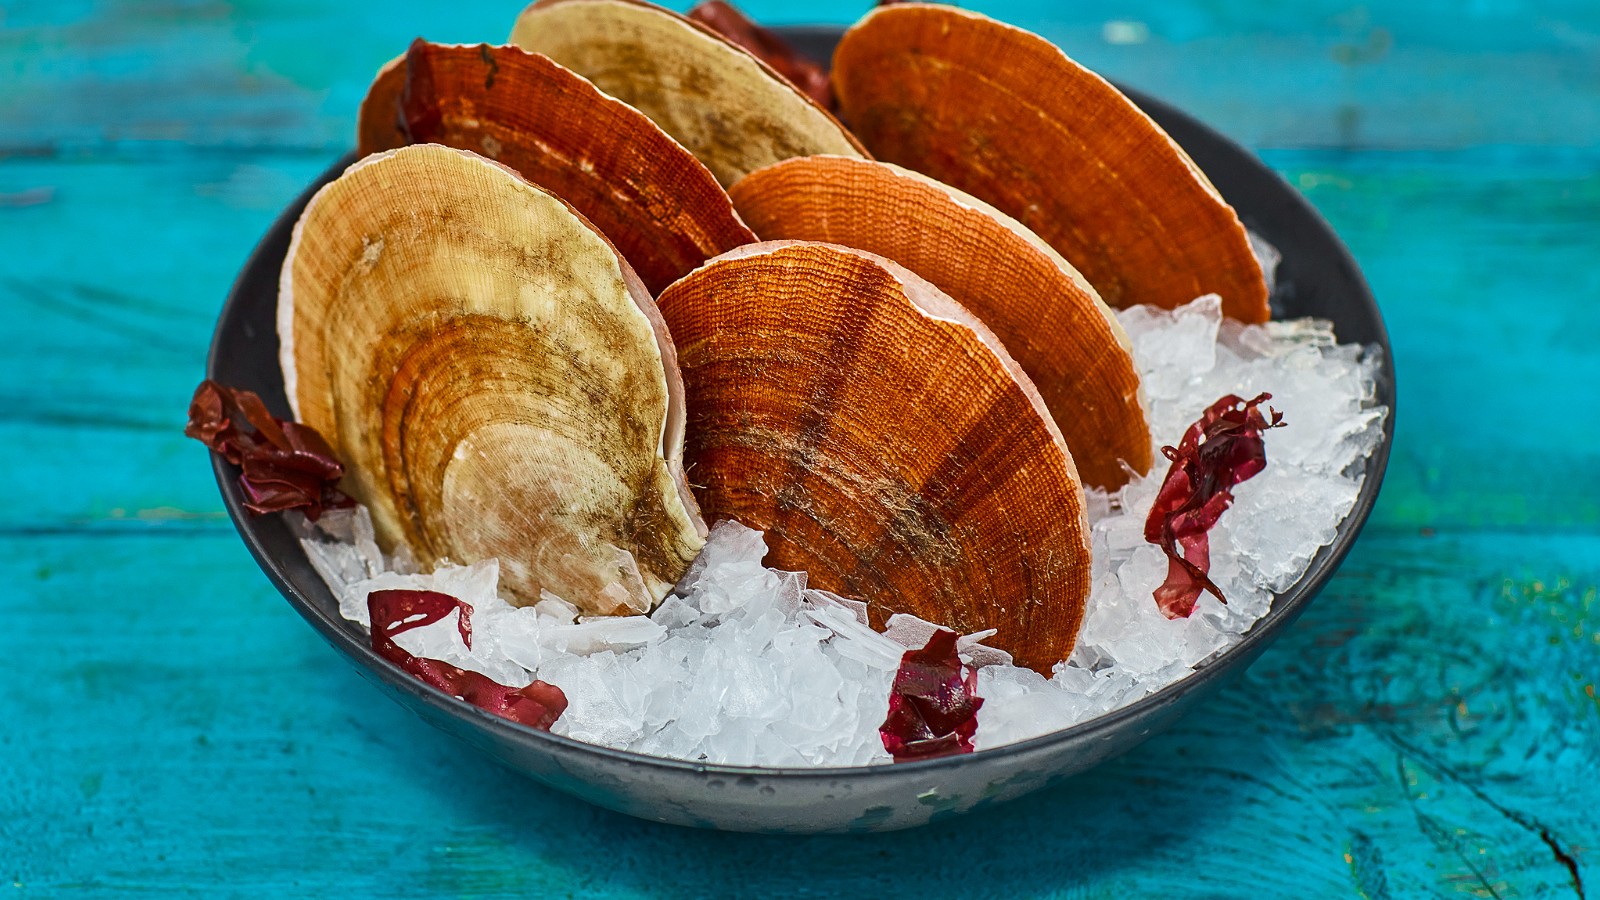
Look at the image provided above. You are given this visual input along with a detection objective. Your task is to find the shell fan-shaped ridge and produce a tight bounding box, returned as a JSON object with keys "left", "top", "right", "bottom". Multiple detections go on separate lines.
{"left": 278, "top": 144, "right": 707, "bottom": 617}
{"left": 354, "top": 40, "right": 755, "bottom": 295}
{"left": 509, "top": 0, "right": 868, "bottom": 187}
{"left": 730, "top": 155, "right": 1152, "bottom": 490}
{"left": 657, "top": 240, "right": 1092, "bottom": 673}
{"left": 832, "top": 3, "right": 1269, "bottom": 323}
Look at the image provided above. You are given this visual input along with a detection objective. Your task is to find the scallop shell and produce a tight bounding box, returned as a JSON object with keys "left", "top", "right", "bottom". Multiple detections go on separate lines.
{"left": 352, "top": 40, "right": 755, "bottom": 295}
{"left": 657, "top": 240, "right": 1091, "bottom": 672}
{"left": 279, "top": 144, "right": 707, "bottom": 615}
{"left": 730, "top": 155, "right": 1152, "bottom": 490}
{"left": 355, "top": 54, "right": 407, "bottom": 156}
{"left": 832, "top": 4, "right": 1269, "bottom": 323}
{"left": 508, "top": 0, "right": 868, "bottom": 187}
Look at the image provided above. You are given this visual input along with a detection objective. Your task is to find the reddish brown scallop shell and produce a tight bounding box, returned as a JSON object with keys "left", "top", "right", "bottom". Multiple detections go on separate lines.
{"left": 730, "top": 155, "right": 1152, "bottom": 490}
{"left": 355, "top": 54, "right": 408, "bottom": 157}
{"left": 685, "top": 0, "right": 832, "bottom": 108}
{"left": 353, "top": 40, "right": 755, "bottom": 295}
{"left": 832, "top": 3, "right": 1269, "bottom": 323}
{"left": 657, "top": 241, "right": 1092, "bottom": 673}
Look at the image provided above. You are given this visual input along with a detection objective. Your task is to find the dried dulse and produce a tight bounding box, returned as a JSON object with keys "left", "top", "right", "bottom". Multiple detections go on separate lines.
{"left": 185, "top": 380, "right": 351, "bottom": 520}
{"left": 1145, "top": 392, "right": 1285, "bottom": 618}
{"left": 880, "top": 629, "right": 982, "bottom": 761}
{"left": 368, "top": 589, "right": 568, "bottom": 730}
{"left": 686, "top": 1, "right": 832, "bottom": 108}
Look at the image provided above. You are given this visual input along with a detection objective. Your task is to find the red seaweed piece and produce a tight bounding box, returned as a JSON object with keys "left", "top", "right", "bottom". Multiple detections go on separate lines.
{"left": 1144, "top": 392, "right": 1285, "bottom": 619}
{"left": 687, "top": 1, "right": 834, "bottom": 108}
{"left": 368, "top": 589, "right": 568, "bottom": 731}
{"left": 879, "top": 628, "right": 983, "bottom": 761}
{"left": 185, "top": 380, "right": 353, "bottom": 520}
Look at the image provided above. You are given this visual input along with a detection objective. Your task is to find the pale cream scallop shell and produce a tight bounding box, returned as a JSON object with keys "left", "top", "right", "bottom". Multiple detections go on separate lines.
{"left": 278, "top": 143, "right": 706, "bottom": 615}
{"left": 508, "top": 0, "right": 868, "bottom": 187}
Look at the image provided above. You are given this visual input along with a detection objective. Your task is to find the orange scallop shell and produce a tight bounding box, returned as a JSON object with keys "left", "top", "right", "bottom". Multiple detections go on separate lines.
{"left": 352, "top": 40, "right": 754, "bottom": 295}
{"left": 832, "top": 3, "right": 1269, "bottom": 323}
{"left": 730, "top": 155, "right": 1152, "bottom": 490}
{"left": 657, "top": 240, "right": 1092, "bottom": 672}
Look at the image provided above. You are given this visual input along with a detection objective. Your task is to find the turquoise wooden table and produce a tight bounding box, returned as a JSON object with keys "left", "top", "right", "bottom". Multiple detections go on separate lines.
{"left": 3, "top": 0, "right": 1597, "bottom": 896}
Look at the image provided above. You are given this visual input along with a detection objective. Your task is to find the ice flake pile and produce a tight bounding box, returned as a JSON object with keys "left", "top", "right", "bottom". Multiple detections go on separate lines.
{"left": 297, "top": 294, "right": 1386, "bottom": 766}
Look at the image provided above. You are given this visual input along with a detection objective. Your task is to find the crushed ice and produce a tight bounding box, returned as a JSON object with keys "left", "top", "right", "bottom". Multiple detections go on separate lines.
{"left": 295, "top": 295, "right": 1387, "bottom": 765}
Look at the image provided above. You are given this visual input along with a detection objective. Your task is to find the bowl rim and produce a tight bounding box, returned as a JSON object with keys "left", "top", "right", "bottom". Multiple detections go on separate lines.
{"left": 208, "top": 78, "right": 1395, "bottom": 781}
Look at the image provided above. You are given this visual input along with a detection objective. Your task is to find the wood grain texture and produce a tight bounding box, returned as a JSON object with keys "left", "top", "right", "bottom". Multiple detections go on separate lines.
{"left": 1, "top": 1, "right": 1596, "bottom": 896}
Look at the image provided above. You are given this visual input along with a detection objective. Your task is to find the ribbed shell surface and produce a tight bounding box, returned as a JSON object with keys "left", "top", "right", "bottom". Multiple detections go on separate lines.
{"left": 278, "top": 144, "right": 706, "bottom": 615}
{"left": 657, "top": 241, "right": 1091, "bottom": 673}
{"left": 509, "top": 0, "right": 867, "bottom": 188}
{"left": 832, "top": 4, "right": 1269, "bottom": 323}
{"left": 355, "top": 54, "right": 407, "bottom": 156}
{"left": 352, "top": 41, "right": 755, "bottom": 296}
{"left": 730, "top": 155, "right": 1152, "bottom": 490}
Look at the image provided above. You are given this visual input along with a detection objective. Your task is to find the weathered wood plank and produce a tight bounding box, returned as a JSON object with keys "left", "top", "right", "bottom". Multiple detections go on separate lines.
{"left": 1264, "top": 147, "right": 1600, "bottom": 534}
{"left": 3, "top": 0, "right": 1599, "bottom": 154}
{"left": 0, "top": 153, "right": 327, "bottom": 526}
{"left": 2, "top": 0, "right": 1597, "bottom": 896}
{"left": 2, "top": 531, "right": 1593, "bottom": 896}
{"left": 2, "top": 147, "right": 1596, "bottom": 894}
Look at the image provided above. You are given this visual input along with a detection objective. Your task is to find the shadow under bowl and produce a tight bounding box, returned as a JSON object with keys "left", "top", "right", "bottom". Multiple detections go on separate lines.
{"left": 205, "top": 28, "right": 1394, "bottom": 834}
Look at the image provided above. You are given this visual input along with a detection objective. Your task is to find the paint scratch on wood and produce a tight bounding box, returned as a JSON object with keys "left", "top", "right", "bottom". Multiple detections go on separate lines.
{"left": 1347, "top": 831, "right": 1394, "bottom": 900}
{"left": 1387, "top": 732, "right": 1587, "bottom": 899}
{"left": 0, "top": 187, "right": 54, "bottom": 207}
{"left": 5, "top": 279, "right": 199, "bottom": 357}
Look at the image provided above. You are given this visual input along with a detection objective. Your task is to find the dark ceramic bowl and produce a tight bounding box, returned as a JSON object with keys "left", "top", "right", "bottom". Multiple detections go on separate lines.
{"left": 207, "top": 28, "right": 1394, "bottom": 833}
